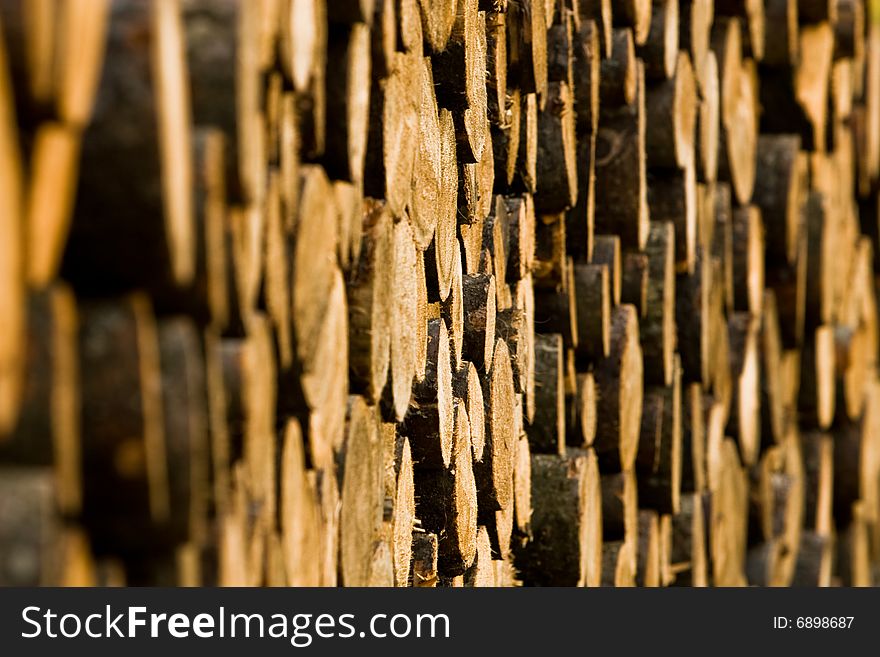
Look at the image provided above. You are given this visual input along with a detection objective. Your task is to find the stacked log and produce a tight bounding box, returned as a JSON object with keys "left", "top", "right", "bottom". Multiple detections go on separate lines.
{"left": 1, "top": 0, "right": 880, "bottom": 588}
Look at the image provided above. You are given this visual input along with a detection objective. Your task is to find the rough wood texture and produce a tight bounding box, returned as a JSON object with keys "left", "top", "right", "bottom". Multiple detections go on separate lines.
{"left": 514, "top": 449, "right": 601, "bottom": 586}
{"left": 4, "top": 0, "right": 880, "bottom": 589}
{"left": 64, "top": 0, "right": 196, "bottom": 297}
{"left": 595, "top": 62, "right": 649, "bottom": 251}
{"left": 594, "top": 305, "right": 644, "bottom": 472}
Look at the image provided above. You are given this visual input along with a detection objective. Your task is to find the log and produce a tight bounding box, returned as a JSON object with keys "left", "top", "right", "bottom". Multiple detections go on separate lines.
{"left": 601, "top": 28, "right": 638, "bottom": 107}
{"left": 513, "top": 432, "right": 533, "bottom": 538}
{"left": 569, "top": 371, "right": 598, "bottom": 447}
{"left": 492, "top": 87, "right": 522, "bottom": 190}
{"left": 415, "top": 403, "right": 478, "bottom": 575}
{"left": 731, "top": 203, "right": 765, "bottom": 318}
{"left": 715, "top": 0, "right": 765, "bottom": 61}
{"left": 658, "top": 512, "right": 674, "bottom": 585}
{"left": 613, "top": 0, "right": 653, "bottom": 45}
{"left": 383, "top": 218, "right": 420, "bottom": 421}
{"left": 648, "top": 165, "right": 697, "bottom": 273}
{"left": 284, "top": 0, "right": 328, "bottom": 159}
{"left": 595, "top": 61, "right": 649, "bottom": 250}
{"left": 0, "top": 285, "right": 81, "bottom": 515}
{"left": 708, "top": 439, "right": 749, "bottom": 586}
{"left": 182, "top": 0, "right": 259, "bottom": 203}
{"left": 798, "top": 0, "right": 836, "bottom": 24}
{"left": 426, "top": 108, "right": 460, "bottom": 301}
{"left": 528, "top": 333, "right": 566, "bottom": 454}
{"left": 459, "top": 143, "right": 495, "bottom": 257}
{"left": 504, "top": 194, "right": 537, "bottom": 281}
{"left": 315, "top": 479, "right": 344, "bottom": 594}
{"left": 474, "top": 339, "right": 517, "bottom": 517}
{"left": 727, "top": 313, "right": 761, "bottom": 466}
{"left": 534, "top": 207, "right": 568, "bottom": 286}
{"left": 385, "top": 429, "right": 415, "bottom": 587}
{"left": 534, "top": 260, "right": 579, "bottom": 349}
{"left": 159, "top": 127, "right": 229, "bottom": 328}
{"left": 453, "top": 362, "right": 486, "bottom": 462}
{"left": 798, "top": 326, "right": 837, "bottom": 430}
{"left": 592, "top": 235, "right": 622, "bottom": 306}
{"left": 762, "top": 0, "right": 799, "bottom": 69}
{"left": 637, "top": 358, "right": 683, "bottom": 514}
{"left": 418, "top": 0, "right": 456, "bottom": 52}
{"left": 514, "top": 92, "right": 538, "bottom": 192}
{"left": 280, "top": 419, "right": 322, "bottom": 586}
{"left": 482, "top": 197, "right": 510, "bottom": 305}
{"left": 679, "top": 0, "right": 714, "bottom": 91}
{"left": 594, "top": 304, "right": 644, "bottom": 471}
{"left": 579, "top": 0, "right": 614, "bottom": 57}
{"left": 601, "top": 539, "right": 636, "bottom": 586}
{"left": 803, "top": 191, "right": 836, "bottom": 329}
{"left": 681, "top": 383, "right": 706, "bottom": 493}
{"left": 65, "top": 0, "right": 196, "bottom": 296}
{"left": 637, "top": 509, "right": 661, "bottom": 586}
{"left": 752, "top": 135, "right": 807, "bottom": 266}
{"left": 834, "top": 0, "right": 865, "bottom": 62}
{"left": 514, "top": 449, "right": 602, "bottom": 586}
{"left": 78, "top": 295, "right": 169, "bottom": 554}
{"left": 364, "top": 51, "right": 420, "bottom": 216}
{"left": 508, "top": 0, "right": 549, "bottom": 99}
{"left": 515, "top": 277, "right": 538, "bottom": 423}
{"left": 712, "top": 17, "right": 758, "bottom": 204}
{"left": 463, "top": 526, "right": 495, "bottom": 587}
{"left": 601, "top": 470, "right": 639, "bottom": 555}
{"left": 800, "top": 430, "right": 833, "bottom": 537}
{"left": 645, "top": 50, "right": 698, "bottom": 170}
{"left": 642, "top": 222, "right": 677, "bottom": 386}
{"left": 404, "top": 319, "right": 454, "bottom": 469}
{"left": 329, "top": 0, "right": 375, "bottom": 23}
{"left": 760, "top": 290, "right": 787, "bottom": 443}
{"left": 696, "top": 51, "right": 719, "bottom": 183}
{"left": 432, "top": 0, "right": 488, "bottom": 162}
{"left": 338, "top": 398, "right": 385, "bottom": 586}
{"left": 462, "top": 273, "right": 498, "bottom": 369}
{"left": 637, "top": 0, "right": 678, "bottom": 80}
{"left": 347, "top": 201, "right": 393, "bottom": 404}
{"left": 411, "top": 532, "right": 439, "bottom": 586}
{"left": 0, "top": 468, "right": 60, "bottom": 585}
{"left": 707, "top": 184, "right": 733, "bottom": 313}
{"left": 760, "top": 23, "right": 834, "bottom": 151}
{"left": 670, "top": 492, "right": 708, "bottom": 585}
{"left": 837, "top": 501, "right": 873, "bottom": 586}
{"left": 155, "top": 318, "right": 209, "bottom": 547}
{"left": 547, "top": 8, "right": 573, "bottom": 86}
{"left": 496, "top": 307, "right": 530, "bottom": 394}
{"left": 746, "top": 540, "right": 787, "bottom": 586}
{"left": 336, "top": 183, "right": 366, "bottom": 274}
{"left": 0, "top": 18, "right": 24, "bottom": 438}
{"left": 535, "top": 81, "right": 578, "bottom": 212}
{"left": 25, "top": 123, "right": 82, "bottom": 289}
{"left": 767, "top": 228, "right": 807, "bottom": 350}
{"left": 240, "top": 316, "right": 278, "bottom": 519}
{"left": 323, "top": 23, "right": 371, "bottom": 185}
{"left": 572, "top": 19, "right": 601, "bottom": 134}
{"left": 676, "top": 248, "right": 710, "bottom": 383}
{"left": 486, "top": 10, "right": 508, "bottom": 126}
{"left": 747, "top": 431, "right": 804, "bottom": 585}
{"left": 622, "top": 252, "right": 649, "bottom": 318}
{"left": 791, "top": 531, "right": 832, "bottom": 586}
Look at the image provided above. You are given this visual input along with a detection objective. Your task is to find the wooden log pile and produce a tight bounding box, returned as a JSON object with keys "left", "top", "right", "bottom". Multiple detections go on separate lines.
{"left": 1, "top": 0, "right": 880, "bottom": 588}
